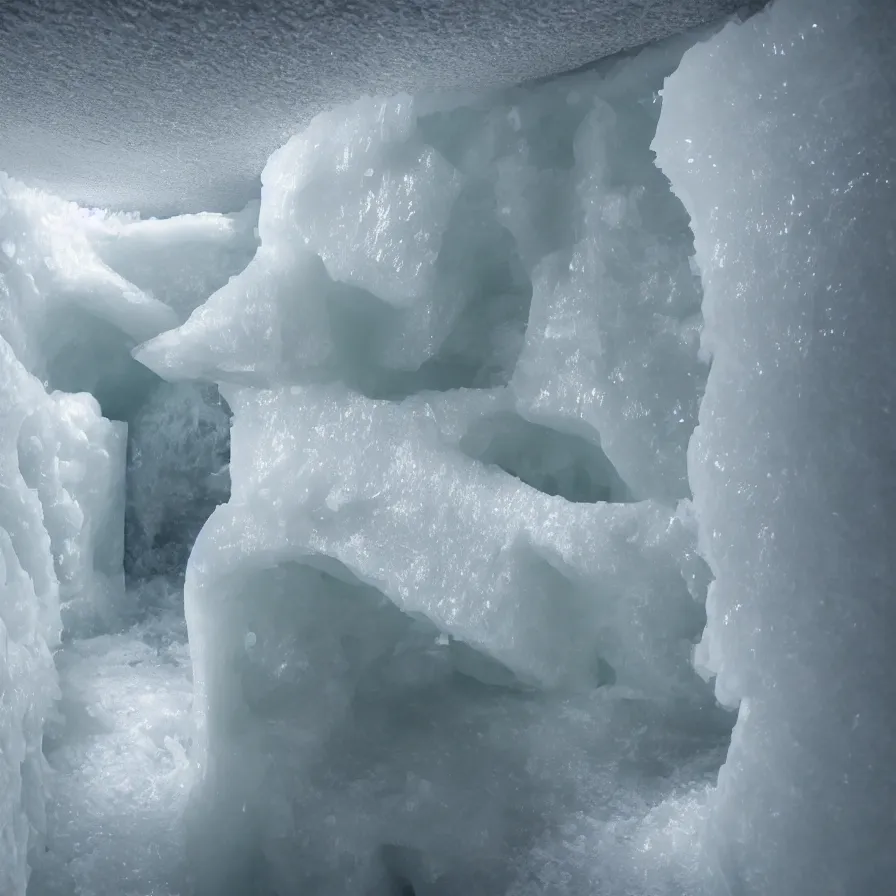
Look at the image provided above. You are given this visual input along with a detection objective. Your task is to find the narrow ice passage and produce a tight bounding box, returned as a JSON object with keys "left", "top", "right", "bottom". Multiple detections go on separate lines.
{"left": 1, "top": 1, "right": 894, "bottom": 894}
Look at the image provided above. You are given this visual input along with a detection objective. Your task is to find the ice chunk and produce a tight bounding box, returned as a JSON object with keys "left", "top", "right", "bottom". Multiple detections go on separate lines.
{"left": 654, "top": 0, "right": 896, "bottom": 892}
{"left": 176, "top": 381, "right": 716, "bottom": 894}
{"left": 134, "top": 246, "right": 337, "bottom": 386}
{"left": 137, "top": 97, "right": 472, "bottom": 383}
{"left": 504, "top": 45, "right": 706, "bottom": 502}
{"left": 200, "top": 384, "right": 707, "bottom": 697}
{"left": 0, "top": 176, "right": 177, "bottom": 346}
{"left": 263, "top": 96, "right": 460, "bottom": 310}
{"left": 1, "top": 174, "right": 261, "bottom": 420}
{"left": 0, "top": 339, "right": 61, "bottom": 896}
{"left": 90, "top": 201, "right": 259, "bottom": 323}
{"left": 1, "top": 175, "right": 141, "bottom": 894}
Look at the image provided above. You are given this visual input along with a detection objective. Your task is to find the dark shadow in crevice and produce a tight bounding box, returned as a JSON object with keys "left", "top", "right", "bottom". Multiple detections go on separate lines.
{"left": 41, "top": 306, "right": 161, "bottom": 423}
{"left": 123, "top": 382, "right": 231, "bottom": 600}
{"left": 459, "top": 412, "right": 632, "bottom": 503}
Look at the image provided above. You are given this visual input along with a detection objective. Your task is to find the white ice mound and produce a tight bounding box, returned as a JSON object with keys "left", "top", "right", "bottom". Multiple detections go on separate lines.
{"left": 138, "top": 37, "right": 706, "bottom": 498}
{"left": 654, "top": 0, "right": 896, "bottom": 893}
{"left": 133, "top": 35, "right": 731, "bottom": 896}
{"left": 0, "top": 338, "right": 61, "bottom": 896}
{"left": 17, "top": 392, "right": 126, "bottom": 636}
{"left": 0, "top": 196, "right": 119, "bottom": 896}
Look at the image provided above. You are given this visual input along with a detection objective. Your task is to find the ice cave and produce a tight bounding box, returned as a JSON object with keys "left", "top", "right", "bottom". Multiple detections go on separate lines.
{"left": 1, "top": 0, "right": 894, "bottom": 894}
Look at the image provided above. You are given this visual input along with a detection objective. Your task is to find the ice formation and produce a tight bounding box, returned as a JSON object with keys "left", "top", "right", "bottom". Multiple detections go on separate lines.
{"left": 0, "top": 179, "right": 254, "bottom": 895}
{"left": 2, "top": 0, "right": 894, "bottom": 894}
{"left": 135, "top": 34, "right": 731, "bottom": 896}
{"left": 0, "top": 182, "right": 128, "bottom": 894}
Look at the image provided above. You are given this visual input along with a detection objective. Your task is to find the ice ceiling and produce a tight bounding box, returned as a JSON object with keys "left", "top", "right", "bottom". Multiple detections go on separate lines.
{"left": 0, "top": 0, "right": 751, "bottom": 214}
{"left": 1, "top": 1, "right": 895, "bottom": 895}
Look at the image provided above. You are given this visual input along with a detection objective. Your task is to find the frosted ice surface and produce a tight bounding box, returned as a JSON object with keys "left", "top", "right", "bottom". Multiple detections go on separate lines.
{"left": 132, "top": 34, "right": 732, "bottom": 895}
{"left": 505, "top": 43, "right": 706, "bottom": 501}
{"left": 0, "top": 177, "right": 178, "bottom": 345}
{"left": 0, "top": 0, "right": 753, "bottom": 213}
{"left": 90, "top": 202, "right": 259, "bottom": 324}
{"left": 9, "top": 1, "right": 891, "bottom": 893}
{"left": 139, "top": 41, "right": 706, "bottom": 493}
{"left": 1, "top": 174, "right": 235, "bottom": 894}
{"left": 202, "top": 384, "right": 707, "bottom": 697}
{"left": 265, "top": 97, "right": 460, "bottom": 308}
{"left": 654, "top": 0, "right": 896, "bottom": 892}
{"left": 0, "top": 338, "right": 61, "bottom": 896}
{"left": 1, "top": 179, "right": 128, "bottom": 894}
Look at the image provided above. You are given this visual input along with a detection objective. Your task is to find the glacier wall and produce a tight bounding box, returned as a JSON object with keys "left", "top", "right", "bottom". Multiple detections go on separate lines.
{"left": 654, "top": 0, "right": 896, "bottom": 892}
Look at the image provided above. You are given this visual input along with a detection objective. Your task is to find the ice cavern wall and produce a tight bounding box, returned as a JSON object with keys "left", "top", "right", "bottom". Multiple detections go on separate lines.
{"left": 1, "top": 0, "right": 894, "bottom": 894}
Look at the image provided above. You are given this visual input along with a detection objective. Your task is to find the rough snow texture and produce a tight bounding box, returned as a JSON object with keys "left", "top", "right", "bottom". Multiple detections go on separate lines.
{"left": 654, "top": 0, "right": 896, "bottom": 892}
{"left": 1, "top": 0, "right": 753, "bottom": 213}
{"left": 0, "top": 180, "right": 127, "bottom": 895}
{"left": 5, "top": 1, "right": 891, "bottom": 893}
{"left": 0, "top": 177, "right": 249, "bottom": 894}
{"left": 137, "top": 37, "right": 732, "bottom": 896}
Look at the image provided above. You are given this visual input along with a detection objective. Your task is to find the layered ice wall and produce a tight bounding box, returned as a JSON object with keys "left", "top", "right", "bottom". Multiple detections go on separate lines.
{"left": 136, "top": 35, "right": 734, "bottom": 896}
{"left": 654, "top": 1, "right": 896, "bottom": 892}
